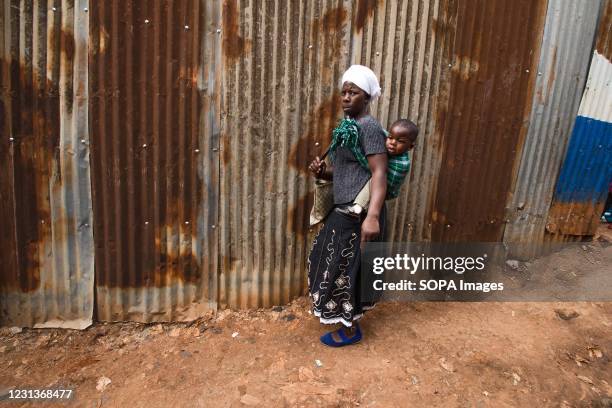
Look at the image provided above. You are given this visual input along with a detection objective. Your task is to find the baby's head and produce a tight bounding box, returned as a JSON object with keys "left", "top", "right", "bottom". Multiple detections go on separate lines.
{"left": 386, "top": 119, "right": 419, "bottom": 156}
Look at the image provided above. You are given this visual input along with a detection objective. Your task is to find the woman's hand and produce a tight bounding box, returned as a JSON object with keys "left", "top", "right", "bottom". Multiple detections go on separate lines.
{"left": 308, "top": 156, "right": 327, "bottom": 178}
{"left": 361, "top": 214, "right": 380, "bottom": 242}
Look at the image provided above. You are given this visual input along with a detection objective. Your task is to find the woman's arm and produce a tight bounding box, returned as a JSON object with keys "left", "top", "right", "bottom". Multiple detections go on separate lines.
{"left": 361, "top": 153, "right": 387, "bottom": 242}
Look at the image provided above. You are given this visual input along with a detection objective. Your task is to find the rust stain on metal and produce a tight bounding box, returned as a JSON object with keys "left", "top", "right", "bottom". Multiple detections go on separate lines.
{"left": 222, "top": 0, "right": 250, "bottom": 62}
{"left": 311, "top": 6, "right": 348, "bottom": 84}
{"left": 221, "top": 253, "right": 239, "bottom": 273}
{"left": 545, "top": 46, "right": 557, "bottom": 102}
{"left": 89, "top": 0, "right": 206, "bottom": 289}
{"left": 354, "top": 0, "right": 382, "bottom": 33}
{"left": 595, "top": 0, "right": 612, "bottom": 61}
{"left": 431, "top": 17, "right": 449, "bottom": 36}
{"left": 546, "top": 201, "right": 606, "bottom": 236}
{"left": 453, "top": 55, "right": 480, "bottom": 81}
{"left": 319, "top": 6, "right": 348, "bottom": 32}
{"left": 0, "top": 95, "right": 18, "bottom": 292}
{"left": 221, "top": 133, "right": 232, "bottom": 165}
{"left": 60, "top": 29, "right": 75, "bottom": 114}
{"left": 95, "top": 223, "right": 203, "bottom": 288}
{"left": 287, "top": 191, "right": 314, "bottom": 238}
{"left": 288, "top": 95, "right": 342, "bottom": 174}
{"left": 59, "top": 29, "right": 76, "bottom": 63}
{"left": 536, "top": 45, "right": 557, "bottom": 104}
{"left": 0, "top": 55, "right": 62, "bottom": 291}
{"left": 431, "top": 0, "right": 548, "bottom": 242}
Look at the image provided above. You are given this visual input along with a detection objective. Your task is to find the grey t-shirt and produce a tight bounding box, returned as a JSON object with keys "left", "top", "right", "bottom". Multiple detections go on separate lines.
{"left": 331, "top": 115, "right": 387, "bottom": 204}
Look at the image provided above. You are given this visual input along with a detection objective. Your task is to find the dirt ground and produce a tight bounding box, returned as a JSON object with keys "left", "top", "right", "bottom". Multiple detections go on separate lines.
{"left": 1, "top": 231, "right": 611, "bottom": 407}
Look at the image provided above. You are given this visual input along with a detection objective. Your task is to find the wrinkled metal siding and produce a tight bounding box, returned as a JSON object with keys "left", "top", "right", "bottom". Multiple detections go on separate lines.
{"left": 544, "top": 0, "right": 611, "bottom": 239}
{"left": 89, "top": 0, "right": 220, "bottom": 322}
{"left": 2, "top": 0, "right": 607, "bottom": 321}
{"left": 503, "top": 0, "right": 601, "bottom": 252}
{"left": 218, "top": 0, "right": 447, "bottom": 308}
{"left": 218, "top": 0, "right": 551, "bottom": 307}
{"left": 0, "top": 0, "right": 94, "bottom": 329}
{"left": 428, "top": 0, "right": 549, "bottom": 242}
{"left": 546, "top": 49, "right": 612, "bottom": 236}
{"left": 219, "top": 0, "right": 353, "bottom": 308}
{"left": 351, "top": 0, "right": 447, "bottom": 243}
{"left": 595, "top": 0, "right": 612, "bottom": 61}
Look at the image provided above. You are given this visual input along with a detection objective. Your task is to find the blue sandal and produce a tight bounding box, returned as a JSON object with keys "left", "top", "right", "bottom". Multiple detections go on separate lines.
{"left": 320, "top": 323, "right": 362, "bottom": 347}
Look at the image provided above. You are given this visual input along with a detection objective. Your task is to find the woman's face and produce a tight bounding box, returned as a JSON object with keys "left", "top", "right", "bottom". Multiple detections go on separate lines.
{"left": 341, "top": 82, "right": 369, "bottom": 117}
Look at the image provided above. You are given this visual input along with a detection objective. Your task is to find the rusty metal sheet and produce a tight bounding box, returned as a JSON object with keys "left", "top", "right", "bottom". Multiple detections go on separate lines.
{"left": 2, "top": 0, "right": 606, "bottom": 320}
{"left": 89, "top": 0, "right": 220, "bottom": 322}
{"left": 217, "top": 0, "right": 552, "bottom": 307}
{"left": 544, "top": 1, "right": 611, "bottom": 239}
{"left": 503, "top": 0, "right": 601, "bottom": 255}
{"left": 219, "top": 0, "right": 355, "bottom": 308}
{"left": 429, "top": 0, "right": 548, "bottom": 242}
{"left": 218, "top": 0, "right": 447, "bottom": 308}
{"left": 349, "top": 0, "right": 447, "bottom": 242}
{"left": 595, "top": 0, "right": 612, "bottom": 62}
{"left": 0, "top": 0, "right": 94, "bottom": 329}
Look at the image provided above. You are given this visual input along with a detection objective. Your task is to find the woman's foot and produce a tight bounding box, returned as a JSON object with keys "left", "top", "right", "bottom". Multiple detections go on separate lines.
{"left": 320, "top": 323, "right": 362, "bottom": 347}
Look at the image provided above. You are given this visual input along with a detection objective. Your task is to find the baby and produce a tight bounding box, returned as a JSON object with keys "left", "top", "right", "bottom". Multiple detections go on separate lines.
{"left": 348, "top": 119, "right": 418, "bottom": 215}
{"left": 309, "top": 119, "right": 418, "bottom": 226}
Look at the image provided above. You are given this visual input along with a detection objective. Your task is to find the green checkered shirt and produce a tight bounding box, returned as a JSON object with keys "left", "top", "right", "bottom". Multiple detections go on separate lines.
{"left": 386, "top": 152, "right": 411, "bottom": 199}
{"left": 381, "top": 129, "right": 411, "bottom": 198}
{"left": 329, "top": 119, "right": 410, "bottom": 199}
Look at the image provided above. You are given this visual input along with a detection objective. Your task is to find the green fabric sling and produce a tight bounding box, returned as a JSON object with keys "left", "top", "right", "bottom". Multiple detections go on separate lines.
{"left": 310, "top": 119, "right": 412, "bottom": 226}
{"left": 328, "top": 118, "right": 369, "bottom": 169}
{"left": 328, "top": 119, "right": 410, "bottom": 199}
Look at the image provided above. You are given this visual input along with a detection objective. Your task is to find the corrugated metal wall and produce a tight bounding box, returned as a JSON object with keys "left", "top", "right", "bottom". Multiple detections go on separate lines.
{"left": 543, "top": 0, "right": 611, "bottom": 239}
{"left": 218, "top": 0, "right": 554, "bottom": 305}
{"left": 220, "top": 0, "right": 351, "bottom": 309}
{"left": 2, "top": 0, "right": 609, "bottom": 325}
{"left": 218, "top": 0, "right": 451, "bottom": 308}
{"left": 595, "top": 0, "right": 611, "bottom": 62}
{"left": 355, "top": 0, "right": 447, "bottom": 244}
{"left": 89, "top": 0, "right": 221, "bottom": 322}
{"left": 503, "top": 0, "right": 602, "bottom": 254}
{"left": 0, "top": 0, "right": 94, "bottom": 329}
{"left": 429, "top": 0, "right": 548, "bottom": 242}
{"left": 546, "top": 47, "right": 612, "bottom": 236}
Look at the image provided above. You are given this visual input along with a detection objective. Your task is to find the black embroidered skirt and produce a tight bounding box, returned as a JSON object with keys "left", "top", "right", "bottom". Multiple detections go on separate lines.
{"left": 307, "top": 205, "right": 386, "bottom": 327}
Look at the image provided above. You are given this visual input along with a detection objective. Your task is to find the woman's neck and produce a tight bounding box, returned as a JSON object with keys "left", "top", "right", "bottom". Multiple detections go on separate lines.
{"left": 348, "top": 111, "right": 368, "bottom": 120}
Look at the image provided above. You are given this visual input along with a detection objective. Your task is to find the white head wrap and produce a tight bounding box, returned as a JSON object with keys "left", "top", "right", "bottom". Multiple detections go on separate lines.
{"left": 341, "top": 65, "right": 381, "bottom": 100}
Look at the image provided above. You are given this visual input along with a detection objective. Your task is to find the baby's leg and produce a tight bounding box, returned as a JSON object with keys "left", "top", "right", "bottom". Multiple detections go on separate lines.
{"left": 352, "top": 178, "right": 371, "bottom": 213}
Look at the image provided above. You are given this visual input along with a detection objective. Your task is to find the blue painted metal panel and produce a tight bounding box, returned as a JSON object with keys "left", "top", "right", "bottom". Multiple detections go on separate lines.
{"left": 554, "top": 116, "right": 612, "bottom": 203}
{"left": 503, "top": 0, "right": 602, "bottom": 250}
{"left": 547, "top": 49, "right": 612, "bottom": 236}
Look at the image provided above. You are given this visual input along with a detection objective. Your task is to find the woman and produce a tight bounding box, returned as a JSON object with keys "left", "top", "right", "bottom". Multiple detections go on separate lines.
{"left": 307, "top": 65, "right": 388, "bottom": 347}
